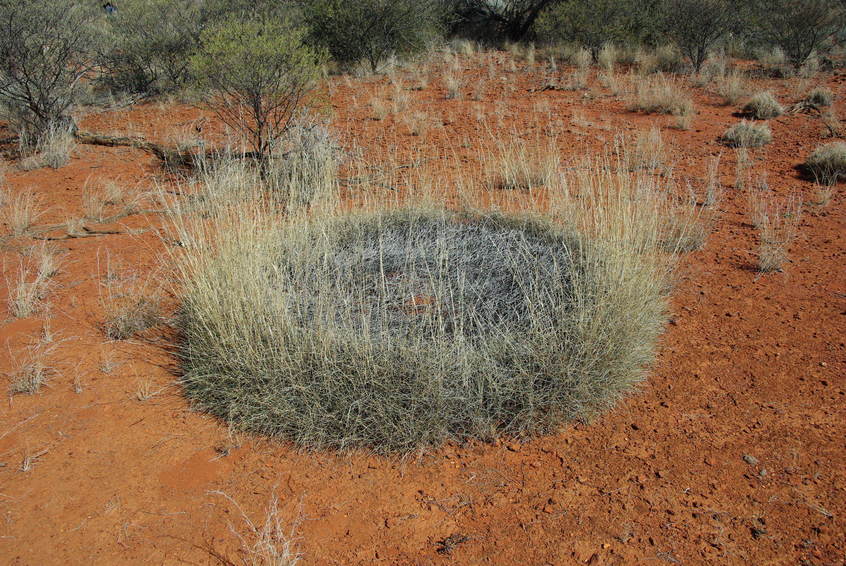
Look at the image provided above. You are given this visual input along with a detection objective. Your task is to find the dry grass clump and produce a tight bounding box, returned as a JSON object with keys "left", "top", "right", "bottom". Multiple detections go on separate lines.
{"left": 169, "top": 151, "right": 684, "bottom": 453}
{"left": 628, "top": 74, "right": 694, "bottom": 117}
{"left": 444, "top": 73, "right": 462, "bottom": 99}
{"left": 748, "top": 193, "right": 802, "bottom": 272}
{"left": 804, "top": 87, "right": 834, "bottom": 108}
{"left": 485, "top": 137, "right": 560, "bottom": 190}
{"left": 370, "top": 98, "right": 389, "bottom": 120}
{"left": 598, "top": 43, "right": 618, "bottom": 71}
{"left": 721, "top": 121, "right": 772, "bottom": 148}
{"left": 403, "top": 111, "right": 438, "bottom": 137}
{"left": 715, "top": 70, "right": 747, "bottom": 106}
{"left": 8, "top": 340, "right": 56, "bottom": 395}
{"left": 625, "top": 128, "right": 665, "bottom": 171}
{"left": 212, "top": 491, "right": 300, "bottom": 566}
{"left": 804, "top": 141, "right": 846, "bottom": 185}
{"left": 743, "top": 92, "right": 783, "bottom": 119}
{"left": 6, "top": 244, "right": 61, "bottom": 318}
{"left": 18, "top": 124, "right": 75, "bottom": 170}
{"left": 2, "top": 189, "right": 43, "bottom": 236}
{"left": 103, "top": 295, "right": 161, "bottom": 340}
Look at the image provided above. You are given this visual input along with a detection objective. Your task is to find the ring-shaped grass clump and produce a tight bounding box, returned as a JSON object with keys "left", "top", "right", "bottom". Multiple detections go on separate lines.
{"left": 179, "top": 207, "right": 668, "bottom": 453}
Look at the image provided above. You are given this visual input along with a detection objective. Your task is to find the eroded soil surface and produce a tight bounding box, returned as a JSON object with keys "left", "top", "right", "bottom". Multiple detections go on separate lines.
{"left": 1, "top": 53, "right": 844, "bottom": 565}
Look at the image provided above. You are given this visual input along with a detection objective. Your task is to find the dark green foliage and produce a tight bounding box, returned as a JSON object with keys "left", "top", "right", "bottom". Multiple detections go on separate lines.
{"left": 305, "top": 0, "right": 441, "bottom": 72}
{"left": 535, "top": 0, "right": 664, "bottom": 54}
{"left": 444, "top": 0, "right": 558, "bottom": 44}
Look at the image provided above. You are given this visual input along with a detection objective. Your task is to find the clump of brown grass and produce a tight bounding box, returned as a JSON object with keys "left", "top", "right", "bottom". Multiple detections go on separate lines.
{"left": 8, "top": 339, "right": 57, "bottom": 395}
{"left": 3, "top": 189, "right": 43, "bottom": 236}
{"left": 628, "top": 74, "right": 694, "bottom": 117}
{"left": 444, "top": 72, "right": 462, "bottom": 100}
{"left": 625, "top": 128, "right": 665, "bottom": 171}
{"left": 743, "top": 92, "right": 783, "bottom": 119}
{"left": 716, "top": 70, "right": 747, "bottom": 106}
{"left": 485, "top": 136, "right": 560, "bottom": 190}
{"left": 167, "top": 139, "right": 689, "bottom": 453}
{"left": 722, "top": 121, "right": 772, "bottom": 148}
{"left": 211, "top": 491, "right": 300, "bottom": 566}
{"left": 804, "top": 141, "right": 846, "bottom": 185}
{"left": 804, "top": 87, "right": 834, "bottom": 108}
{"left": 6, "top": 244, "right": 61, "bottom": 318}
{"left": 18, "top": 124, "right": 75, "bottom": 170}
{"left": 749, "top": 193, "right": 802, "bottom": 272}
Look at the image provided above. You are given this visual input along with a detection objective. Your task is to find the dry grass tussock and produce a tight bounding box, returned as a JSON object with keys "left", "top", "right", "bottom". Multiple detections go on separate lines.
{"left": 804, "top": 141, "right": 846, "bottom": 185}
{"left": 211, "top": 491, "right": 300, "bottom": 566}
{"left": 6, "top": 243, "right": 61, "bottom": 318}
{"left": 747, "top": 191, "right": 802, "bottom": 272}
{"left": 164, "top": 138, "right": 697, "bottom": 453}
{"left": 8, "top": 338, "right": 58, "bottom": 395}
{"left": 743, "top": 92, "right": 783, "bottom": 120}
{"left": 2, "top": 189, "right": 43, "bottom": 236}
{"left": 628, "top": 74, "right": 693, "bottom": 117}
{"left": 483, "top": 135, "right": 560, "bottom": 190}
{"left": 18, "top": 124, "right": 75, "bottom": 170}
{"left": 722, "top": 121, "right": 772, "bottom": 148}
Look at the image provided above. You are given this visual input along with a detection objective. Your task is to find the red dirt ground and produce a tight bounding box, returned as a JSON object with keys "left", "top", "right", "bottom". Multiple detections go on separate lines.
{"left": 1, "top": 53, "right": 844, "bottom": 565}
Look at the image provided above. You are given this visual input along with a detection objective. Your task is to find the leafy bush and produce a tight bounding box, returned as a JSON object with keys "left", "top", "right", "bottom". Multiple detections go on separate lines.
{"left": 721, "top": 121, "right": 772, "bottom": 148}
{"left": 535, "top": 0, "right": 663, "bottom": 53}
{"left": 805, "top": 141, "right": 846, "bottom": 185}
{"left": 98, "top": 0, "right": 203, "bottom": 95}
{"left": 662, "top": 0, "right": 738, "bottom": 73}
{"left": 743, "top": 92, "right": 783, "bottom": 119}
{"left": 191, "top": 18, "right": 325, "bottom": 157}
{"left": 752, "top": 0, "right": 845, "bottom": 69}
{"left": 0, "top": 1, "right": 98, "bottom": 145}
{"left": 305, "top": 0, "right": 440, "bottom": 72}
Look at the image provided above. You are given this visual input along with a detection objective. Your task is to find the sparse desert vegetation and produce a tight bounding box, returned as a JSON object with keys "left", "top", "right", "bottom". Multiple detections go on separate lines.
{"left": 1, "top": 0, "right": 845, "bottom": 564}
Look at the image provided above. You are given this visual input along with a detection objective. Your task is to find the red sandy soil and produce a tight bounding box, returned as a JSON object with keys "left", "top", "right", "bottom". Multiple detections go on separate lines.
{"left": 1, "top": 52, "right": 844, "bottom": 565}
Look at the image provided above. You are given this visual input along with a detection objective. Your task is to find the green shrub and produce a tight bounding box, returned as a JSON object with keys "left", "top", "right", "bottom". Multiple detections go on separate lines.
{"left": 98, "top": 0, "right": 203, "bottom": 95}
{"left": 662, "top": 0, "right": 738, "bottom": 73}
{"left": 305, "top": 0, "right": 440, "bottom": 72}
{"left": 0, "top": 1, "right": 98, "bottom": 145}
{"left": 721, "top": 120, "right": 772, "bottom": 148}
{"left": 743, "top": 92, "right": 783, "bottom": 119}
{"left": 752, "top": 0, "right": 845, "bottom": 69}
{"left": 535, "top": 0, "right": 664, "bottom": 54}
{"left": 191, "top": 18, "right": 325, "bottom": 157}
{"left": 805, "top": 141, "right": 846, "bottom": 185}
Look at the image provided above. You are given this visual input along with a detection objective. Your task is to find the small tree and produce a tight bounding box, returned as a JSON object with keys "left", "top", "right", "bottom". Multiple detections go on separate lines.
{"left": 191, "top": 18, "right": 325, "bottom": 158}
{"left": 752, "top": 0, "right": 845, "bottom": 69}
{"left": 662, "top": 0, "right": 739, "bottom": 73}
{"left": 306, "top": 0, "right": 441, "bottom": 72}
{"left": 0, "top": 1, "right": 98, "bottom": 144}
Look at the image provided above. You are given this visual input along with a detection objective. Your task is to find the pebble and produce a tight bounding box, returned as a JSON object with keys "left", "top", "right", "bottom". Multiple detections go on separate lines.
{"left": 743, "top": 454, "right": 759, "bottom": 466}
